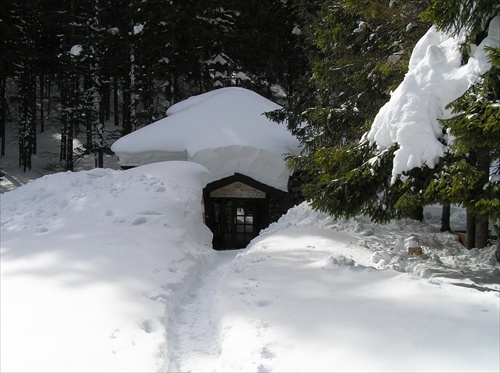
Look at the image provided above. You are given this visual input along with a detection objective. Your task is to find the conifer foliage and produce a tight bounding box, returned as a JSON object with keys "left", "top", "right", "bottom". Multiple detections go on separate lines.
{"left": 285, "top": 0, "right": 499, "bottom": 251}
{"left": 281, "top": 0, "right": 430, "bottom": 222}
{"left": 1, "top": 0, "right": 304, "bottom": 171}
{"left": 426, "top": 47, "right": 500, "bottom": 249}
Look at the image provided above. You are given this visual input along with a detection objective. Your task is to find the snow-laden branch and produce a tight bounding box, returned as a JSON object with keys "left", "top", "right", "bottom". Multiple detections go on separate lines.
{"left": 367, "top": 16, "right": 500, "bottom": 184}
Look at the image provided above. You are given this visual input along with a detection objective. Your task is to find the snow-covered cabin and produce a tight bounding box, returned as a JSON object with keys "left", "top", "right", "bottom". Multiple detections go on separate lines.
{"left": 111, "top": 87, "right": 302, "bottom": 249}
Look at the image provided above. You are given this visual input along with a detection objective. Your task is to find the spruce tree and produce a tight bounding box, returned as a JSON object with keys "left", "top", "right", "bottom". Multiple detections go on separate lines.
{"left": 0, "top": 0, "right": 16, "bottom": 157}
{"left": 281, "top": 0, "right": 429, "bottom": 221}
{"left": 14, "top": 0, "right": 40, "bottom": 171}
{"left": 425, "top": 48, "right": 500, "bottom": 248}
{"left": 420, "top": 0, "right": 499, "bottom": 248}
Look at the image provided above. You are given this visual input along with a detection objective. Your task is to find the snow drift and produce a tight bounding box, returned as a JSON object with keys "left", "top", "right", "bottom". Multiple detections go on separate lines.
{"left": 1, "top": 163, "right": 499, "bottom": 372}
{"left": 1, "top": 162, "right": 215, "bottom": 372}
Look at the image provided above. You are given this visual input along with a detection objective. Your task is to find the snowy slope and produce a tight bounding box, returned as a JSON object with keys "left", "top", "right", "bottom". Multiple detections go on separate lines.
{"left": 172, "top": 204, "right": 499, "bottom": 372}
{"left": 1, "top": 162, "right": 215, "bottom": 372}
{"left": 1, "top": 163, "right": 499, "bottom": 372}
{"left": 2, "top": 17, "right": 500, "bottom": 373}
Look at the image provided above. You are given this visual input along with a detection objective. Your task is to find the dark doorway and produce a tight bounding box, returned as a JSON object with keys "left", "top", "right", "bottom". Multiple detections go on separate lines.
{"left": 212, "top": 198, "right": 262, "bottom": 249}
{"left": 203, "top": 174, "right": 291, "bottom": 250}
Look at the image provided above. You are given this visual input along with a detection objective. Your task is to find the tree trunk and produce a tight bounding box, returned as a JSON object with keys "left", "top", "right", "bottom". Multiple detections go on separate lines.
{"left": 475, "top": 213, "right": 489, "bottom": 249}
{"left": 104, "top": 80, "right": 111, "bottom": 122}
{"left": 466, "top": 209, "right": 476, "bottom": 249}
{"left": 60, "top": 79, "right": 67, "bottom": 163}
{"left": 408, "top": 205, "right": 423, "bottom": 222}
{"left": 47, "top": 76, "right": 51, "bottom": 115}
{"left": 30, "top": 72, "right": 37, "bottom": 156}
{"left": 18, "top": 64, "right": 37, "bottom": 171}
{"left": 67, "top": 112, "right": 74, "bottom": 171}
{"left": 97, "top": 149, "right": 104, "bottom": 168}
{"left": 39, "top": 74, "right": 45, "bottom": 133}
{"left": 98, "top": 78, "right": 106, "bottom": 125}
{"left": 114, "top": 75, "right": 119, "bottom": 126}
{"left": 122, "top": 70, "right": 132, "bottom": 135}
{"left": 1, "top": 73, "right": 6, "bottom": 156}
{"left": 495, "top": 224, "right": 500, "bottom": 262}
{"left": 474, "top": 149, "right": 490, "bottom": 249}
{"left": 440, "top": 204, "right": 451, "bottom": 232}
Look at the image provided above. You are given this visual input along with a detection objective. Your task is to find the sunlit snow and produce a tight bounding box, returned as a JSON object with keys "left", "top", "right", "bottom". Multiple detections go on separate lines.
{"left": 1, "top": 17, "right": 500, "bottom": 373}
{"left": 1, "top": 162, "right": 499, "bottom": 372}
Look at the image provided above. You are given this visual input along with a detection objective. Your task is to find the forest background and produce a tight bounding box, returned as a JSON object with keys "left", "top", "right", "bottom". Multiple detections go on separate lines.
{"left": 1, "top": 0, "right": 499, "bottom": 253}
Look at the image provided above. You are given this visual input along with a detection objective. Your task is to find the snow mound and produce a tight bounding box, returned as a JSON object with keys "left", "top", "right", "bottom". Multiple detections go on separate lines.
{"left": 1, "top": 161, "right": 215, "bottom": 372}
{"left": 1, "top": 165, "right": 499, "bottom": 372}
{"left": 259, "top": 202, "right": 500, "bottom": 290}
{"left": 205, "top": 202, "right": 499, "bottom": 372}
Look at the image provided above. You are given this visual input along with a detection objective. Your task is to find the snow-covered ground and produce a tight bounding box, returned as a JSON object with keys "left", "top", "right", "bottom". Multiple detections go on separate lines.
{"left": 1, "top": 161, "right": 499, "bottom": 372}
{"left": 1, "top": 16, "right": 499, "bottom": 372}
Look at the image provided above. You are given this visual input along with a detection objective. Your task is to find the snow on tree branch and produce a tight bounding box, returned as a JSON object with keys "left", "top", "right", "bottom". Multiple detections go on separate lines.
{"left": 367, "top": 16, "right": 500, "bottom": 184}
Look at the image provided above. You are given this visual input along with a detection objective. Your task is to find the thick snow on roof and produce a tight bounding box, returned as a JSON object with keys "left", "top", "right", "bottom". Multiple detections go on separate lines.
{"left": 111, "top": 87, "right": 301, "bottom": 191}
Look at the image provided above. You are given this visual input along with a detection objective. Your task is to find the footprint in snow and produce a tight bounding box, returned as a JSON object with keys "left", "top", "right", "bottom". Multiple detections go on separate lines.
{"left": 260, "top": 346, "right": 276, "bottom": 359}
{"left": 109, "top": 329, "right": 119, "bottom": 339}
{"left": 132, "top": 217, "right": 147, "bottom": 225}
{"left": 140, "top": 210, "right": 162, "bottom": 216}
{"left": 140, "top": 320, "right": 154, "bottom": 334}
{"left": 256, "top": 299, "right": 273, "bottom": 307}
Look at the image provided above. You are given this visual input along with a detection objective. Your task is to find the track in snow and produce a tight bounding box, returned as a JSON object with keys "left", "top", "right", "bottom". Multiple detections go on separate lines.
{"left": 166, "top": 250, "right": 240, "bottom": 372}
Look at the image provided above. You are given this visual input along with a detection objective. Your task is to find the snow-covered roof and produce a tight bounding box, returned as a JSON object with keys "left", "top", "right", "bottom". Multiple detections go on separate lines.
{"left": 111, "top": 87, "right": 301, "bottom": 191}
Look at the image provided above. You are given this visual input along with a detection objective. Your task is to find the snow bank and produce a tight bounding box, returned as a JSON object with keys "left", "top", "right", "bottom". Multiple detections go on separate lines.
{"left": 0, "top": 162, "right": 215, "bottom": 372}
{"left": 262, "top": 203, "right": 499, "bottom": 289}
{"left": 111, "top": 87, "right": 301, "bottom": 191}
{"left": 1, "top": 165, "right": 499, "bottom": 372}
{"left": 205, "top": 202, "right": 499, "bottom": 372}
{"left": 368, "top": 16, "right": 500, "bottom": 182}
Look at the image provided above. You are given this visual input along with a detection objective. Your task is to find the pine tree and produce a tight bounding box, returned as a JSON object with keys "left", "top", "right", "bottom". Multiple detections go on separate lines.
{"left": 4, "top": 0, "right": 309, "bottom": 172}
{"left": 421, "top": 0, "right": 499, "bottom": 44}
{"left": 420, "top": 0, "right": 500, "bottom": 249}
{"left": 280, "top": 0, "right": 429, "bottom": 221}
{"left": 425, "top": 47, "right": 500, "bottom": 248}
{"left": 232, "top": 0, "right": 307, "bottom": 98}
{"left": 0, "top": 0, "right": 17, "bottom": 157}
{"left": 36, "top": 0, "right": 65, "bottom": 134}
{"left": 14, "top": 0, "right": 40, "bottom": 171}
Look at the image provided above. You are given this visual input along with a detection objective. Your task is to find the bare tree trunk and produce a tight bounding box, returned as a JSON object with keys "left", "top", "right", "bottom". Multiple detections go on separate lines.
{"left": 39, "top": 74, "right": 45, "bottom": 133}
{"left": 475, "top": 213, "right": 489, "bottom": 249}
{"left": 408, "top": 206, "right": 423, "bottom": 222}
{"left": 0, "top": 74, "right": 6, "bottom": 156}
{"left": 114, "top": 76, "right": 119, "bottom": 126}
{"left": 495, "top": 224, "right": 499, "bottom": 262}
{"left": 441, "top": 204, "right": 451, "bottom": 232}
{"left": 97, "top": 148, "right": 104, "bottom": 168}
{"left": 19, "top": 65, "right": 37, "bottom": 171}
{"left": 474, "top": 150, "right": 490, "bottom": 249}
{"left": 466, "top": 209, "right": 476, "bottom": 249}
{"left": 47, "top": 76, "right": 51, "bottom": 115}
{"left": 122, "top": 70, "right": 131, "bottom": 135}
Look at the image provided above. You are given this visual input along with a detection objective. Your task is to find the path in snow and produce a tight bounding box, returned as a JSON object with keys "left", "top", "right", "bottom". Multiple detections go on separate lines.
{"left": 166, "top": 249, "right": 241, "bottom": 372}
